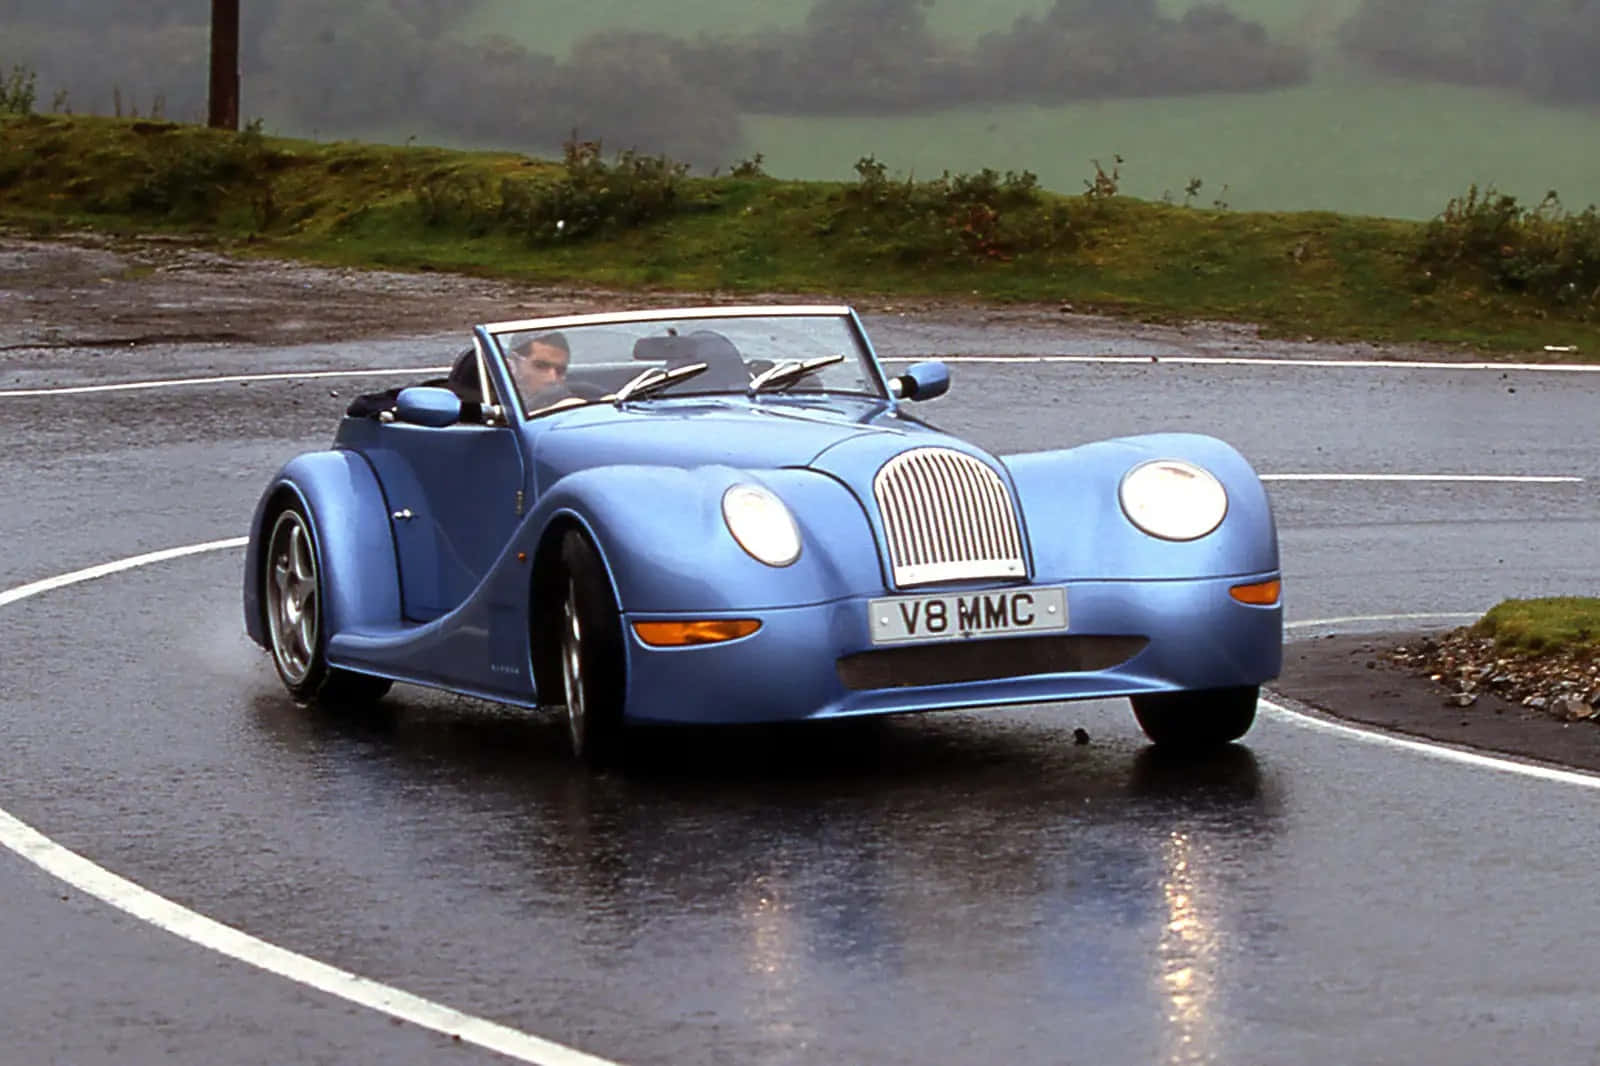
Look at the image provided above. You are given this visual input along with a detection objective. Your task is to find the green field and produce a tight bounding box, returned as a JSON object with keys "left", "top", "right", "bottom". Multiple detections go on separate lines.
{"left": 464, "top": 0, "right": 1363, "bottom": 49}
{"left": 744, "top": 73, "right": 1600, "bottom": 221}
{"left": 463, "top": 0, "right": 1600, "bottom": 220}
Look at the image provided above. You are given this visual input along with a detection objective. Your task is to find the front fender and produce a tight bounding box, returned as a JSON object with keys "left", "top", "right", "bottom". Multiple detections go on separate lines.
{"left": 528, "top": 465, "right": 885, "bottom": 612}
{"left": 1005, "top": 433, "right": 1278, "bottom": 582}
{"left": 241, "top": 450, "right": 402, "bottom": 646}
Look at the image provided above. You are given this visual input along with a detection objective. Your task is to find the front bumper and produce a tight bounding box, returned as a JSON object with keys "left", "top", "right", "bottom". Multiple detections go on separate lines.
{"left": 620, "top": 572, "right": 1282, "bottom": 725}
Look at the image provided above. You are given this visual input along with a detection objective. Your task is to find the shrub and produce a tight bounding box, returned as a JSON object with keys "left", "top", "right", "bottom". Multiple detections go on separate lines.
{"left": 1418, "top": 185, "right": 1600, "bottom": 313}
{"left": 835, "top": 156, "right": 1063, "bottom": 262}
{"left": 105, "top": 120, "right": 283, "bottom": 225}
{"left": 1, "top": 65, "right": 37, "bottom": 114}
{"left": 415, "top": 169, "right": 496, "bottom": 233}
{"left": 490, "top": 138, "right": 693, "bottom": 243}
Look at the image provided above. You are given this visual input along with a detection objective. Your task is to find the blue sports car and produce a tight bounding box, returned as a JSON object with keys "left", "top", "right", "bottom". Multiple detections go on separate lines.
{"left": 243, "top": 305, "right": 1281, "bottom": 763}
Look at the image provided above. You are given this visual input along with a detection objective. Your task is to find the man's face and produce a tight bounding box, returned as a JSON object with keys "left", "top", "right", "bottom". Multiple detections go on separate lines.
{"left": 512, "top": 340, "right": 569, "bottom": 399}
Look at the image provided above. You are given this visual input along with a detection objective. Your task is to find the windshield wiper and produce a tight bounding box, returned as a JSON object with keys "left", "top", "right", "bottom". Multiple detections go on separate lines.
{"left": 611, "top": 361, "right": 709, "bottom": 405}
{"left": 747, "top": 353, "right": 845, "bottom": 395}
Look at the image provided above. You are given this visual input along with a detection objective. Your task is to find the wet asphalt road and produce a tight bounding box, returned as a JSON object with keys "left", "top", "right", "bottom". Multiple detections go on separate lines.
{"left": 2, "top": 316, "right": 1599, "bottom": 1065}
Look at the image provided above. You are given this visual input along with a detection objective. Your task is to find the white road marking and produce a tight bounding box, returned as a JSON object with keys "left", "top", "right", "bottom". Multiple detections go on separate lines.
{"left": 4, "top": 349, "right": 1598, "bottom": 398}
{"left": 0, "top": 366, "right": 451, "bottom": 398}
{"left": 1263, "top": 473, "right": 1583, "bottom": 483}
{"left": 884, "top": 354, "right": 1600, "bottom": 373}
{"left": 1286, "top": 611, "right": 1482, "bottom": 630}
{"left": 1271, "top": 608, "right": 1600, "bottom": 789}
{"left": 1260, "top": 697, "right": 1600, "bottom": 790}
{"left": 0, "top": 540, "right": 623, "bottom": 1066}
{"left": 0, "top": 538, "right": 250, "bottom": 607}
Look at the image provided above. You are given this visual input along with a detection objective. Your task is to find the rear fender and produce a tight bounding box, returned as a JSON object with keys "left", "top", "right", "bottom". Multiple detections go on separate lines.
{"left": 1005, "top": 433, "right": 1278, "bottom": 582}
{"left": 242, "top": 451, "right": 402, "bottom": 646}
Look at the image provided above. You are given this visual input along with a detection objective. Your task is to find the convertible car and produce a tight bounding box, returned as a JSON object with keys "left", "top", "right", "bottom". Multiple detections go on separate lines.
{"left": 243, "top": 305, "right": 1281, "bottom": 763}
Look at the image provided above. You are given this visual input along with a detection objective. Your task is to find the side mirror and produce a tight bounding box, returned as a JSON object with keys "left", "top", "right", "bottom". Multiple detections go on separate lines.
{"left": 892, "top": 360, "right": 951, "bottom": 402}
{"left": 394, "top": 386, "right": 462, "bottom": 428}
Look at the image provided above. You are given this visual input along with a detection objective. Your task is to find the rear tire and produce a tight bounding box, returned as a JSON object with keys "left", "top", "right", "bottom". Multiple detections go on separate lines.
{"left": 557, "top": 531, "right": 627, "bottom": 766}
{"left": 263, "top": 504, "right": 392, "bottom": 706}
{"left": 1130, "top": 685, "right": 1257, "bottom": 749}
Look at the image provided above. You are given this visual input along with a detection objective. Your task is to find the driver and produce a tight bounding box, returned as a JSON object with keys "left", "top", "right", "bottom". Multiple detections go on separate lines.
{"left": 507, "top": 331, "right": 571, "bottom": 407}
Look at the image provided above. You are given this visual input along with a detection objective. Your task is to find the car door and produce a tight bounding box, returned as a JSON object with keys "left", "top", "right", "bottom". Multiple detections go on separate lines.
{"left": 363, "top": 345, "right": 529, "bottom": 622}
{"left": 377, "top": 421, "right": 527, "bottom": 621}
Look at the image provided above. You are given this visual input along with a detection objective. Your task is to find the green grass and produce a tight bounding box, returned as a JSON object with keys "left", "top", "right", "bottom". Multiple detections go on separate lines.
{"left": 6, "top": 112, "right": 1600, "bottom": 356}
{"left": 445, "top": 1, "right": 1600, "bottom": 222}
{"left": 1472, "top": 599, "right": 1600, "bottom": 655}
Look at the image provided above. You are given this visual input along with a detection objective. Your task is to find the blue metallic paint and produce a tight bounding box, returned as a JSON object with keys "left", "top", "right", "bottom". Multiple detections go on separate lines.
{"left": 245, "top": 307, "right": 1281, "bottom": 730}
{"left": 241, "top": 450, "right": 402, "bottom": 646}
{"left": 621, "top": 573, "right": 1281, "bottom": 725}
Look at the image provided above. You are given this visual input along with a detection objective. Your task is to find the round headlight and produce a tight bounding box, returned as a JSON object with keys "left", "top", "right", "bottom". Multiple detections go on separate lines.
{"left": 722, "top": 484, "right": 801, "bottom": 567}
{"left": 1119, "top": 460, "right": 1228, "bottom": 541}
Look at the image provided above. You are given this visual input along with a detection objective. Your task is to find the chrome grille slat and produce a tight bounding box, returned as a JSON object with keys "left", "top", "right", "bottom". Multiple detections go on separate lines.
{"left": 872, "top": 448, "right": 1027, "bottom": 587}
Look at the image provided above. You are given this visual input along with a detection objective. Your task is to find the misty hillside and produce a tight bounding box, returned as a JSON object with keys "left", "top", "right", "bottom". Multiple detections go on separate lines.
{"left": 3, "top": 0, "right": 1599, "bottom": 219}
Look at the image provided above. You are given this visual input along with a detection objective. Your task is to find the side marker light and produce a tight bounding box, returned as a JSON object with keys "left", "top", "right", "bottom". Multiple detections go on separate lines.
{"left": 1230, "top": 579, "right": 1281, "bottom": 606}
{"left": 632, "top": 619, "right": 762, "bottom": 647}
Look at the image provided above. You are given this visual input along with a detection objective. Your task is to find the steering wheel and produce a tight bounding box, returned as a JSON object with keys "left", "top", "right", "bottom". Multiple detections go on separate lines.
{"left": 527, "top": 380, "right": 606, "bottom": 412}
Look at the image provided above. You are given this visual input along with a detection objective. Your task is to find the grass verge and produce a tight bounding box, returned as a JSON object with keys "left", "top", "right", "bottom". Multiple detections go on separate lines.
{"left": 1472, "top": 599, "right": 1600, "bottom": 656}
{"left": 4, "top": 113, "right": 1600, "bottom": 356}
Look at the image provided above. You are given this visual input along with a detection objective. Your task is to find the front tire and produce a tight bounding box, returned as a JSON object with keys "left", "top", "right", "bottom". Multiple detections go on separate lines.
{"left": 1130, "top": 685, "right": 1257, "bottom": 749}
{"left": 557, "top": 531, "right": 627, "bottom": 766}
{"left": 263, "top": 504, "right": 392, "bottom": 706}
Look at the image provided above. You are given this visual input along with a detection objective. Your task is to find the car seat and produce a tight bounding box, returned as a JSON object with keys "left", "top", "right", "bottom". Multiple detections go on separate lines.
{"left": 669, "top": 330, "right": 750, "bottom": 391}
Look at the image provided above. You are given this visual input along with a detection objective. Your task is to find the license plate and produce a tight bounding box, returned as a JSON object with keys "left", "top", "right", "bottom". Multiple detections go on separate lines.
{"left": 869, "top": 587, "right": 1068, "bottom": 645}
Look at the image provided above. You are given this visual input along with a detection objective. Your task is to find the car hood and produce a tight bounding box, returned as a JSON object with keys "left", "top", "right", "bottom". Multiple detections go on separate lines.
{"left": 532, "top": 398, "right": 941, "bottom": 486}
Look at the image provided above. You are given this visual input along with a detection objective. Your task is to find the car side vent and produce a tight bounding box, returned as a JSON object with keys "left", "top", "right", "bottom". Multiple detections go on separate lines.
{"left": 872, "top": 448, "right": 1027, "bottom": 587}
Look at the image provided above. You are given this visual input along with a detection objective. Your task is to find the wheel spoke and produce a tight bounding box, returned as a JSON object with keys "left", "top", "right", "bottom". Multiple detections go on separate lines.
{"left": 290, "top": 525, "right": 315, "bottom": 584}
{"left": 265, "top": 511, "right": 321, "bottom": 686}
{"left": 562, "top": 581, "right": 586, "bottom": 753}
{"left": 294, "top": 610, "right": 314, "bottom": 663}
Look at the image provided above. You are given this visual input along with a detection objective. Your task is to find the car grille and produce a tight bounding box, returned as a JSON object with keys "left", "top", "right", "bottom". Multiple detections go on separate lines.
{"left": 836, "top": 635, "right": 1148, "bottom": 691}
{"left": 872, "top": 448, "right": 1027, "bottom": 587}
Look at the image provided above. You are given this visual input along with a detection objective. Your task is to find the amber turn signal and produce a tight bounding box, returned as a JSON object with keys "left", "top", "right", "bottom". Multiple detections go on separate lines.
{"left": 632, "top": 619, "right": 762, "bottom": 647}
{"left": 1229, "top": 579, "right": 1281, "bottom": 606}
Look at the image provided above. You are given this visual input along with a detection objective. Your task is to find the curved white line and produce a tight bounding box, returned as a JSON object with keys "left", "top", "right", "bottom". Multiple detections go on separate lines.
{"left": 0, "top": 538, "right": 250, "bottom": 607}
{"left": 0, "top": 366, "right": 451, "bottom": 399}
{"left": 1260, "top": 697, "right": 1600, "bottom": 790}
{"left": 884, "top": 354, "right": 1600, "bottom": 373}
{"left": 1272, "top": 610, "right": 1600, "bottom": 788}
{"left": 1286, "top": 611, "right": 1482, "bottom": 630}
{"left": 1263, "top": 473, "right": 1583, "bottom": 484}
{"left": 0, "top": 540, "right": 621, "bottom": 1066}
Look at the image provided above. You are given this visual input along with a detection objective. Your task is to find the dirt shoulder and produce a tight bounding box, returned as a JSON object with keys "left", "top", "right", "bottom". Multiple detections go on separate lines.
{"left": 0, "top": 230, "right": 1501, "bottom": 361}
{"left": 6, "top": 231, "right": 1591, "bottom": 772}
{"left": 1272, "top": 633, "right": 1600, "bottom": 774}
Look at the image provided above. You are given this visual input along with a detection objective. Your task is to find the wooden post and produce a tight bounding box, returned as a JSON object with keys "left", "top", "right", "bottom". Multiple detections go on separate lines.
{"left": 208, "top": 0, "right": 240, "bottom": 129}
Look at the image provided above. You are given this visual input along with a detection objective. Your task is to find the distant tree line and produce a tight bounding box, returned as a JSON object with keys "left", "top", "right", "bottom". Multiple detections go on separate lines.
{"left": 0, "top": 0, "right": 1306, "bottom": 163}
{"left": 1341, "top": 0, "right": 1600, "bottom": 104}
{"left": 672, "top": 0, "right": 1308, "bottom": 114}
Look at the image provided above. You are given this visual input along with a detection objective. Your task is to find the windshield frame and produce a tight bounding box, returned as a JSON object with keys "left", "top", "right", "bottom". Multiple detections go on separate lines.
{"left": 483, "top": 305, "right": 889, "bottom": 419}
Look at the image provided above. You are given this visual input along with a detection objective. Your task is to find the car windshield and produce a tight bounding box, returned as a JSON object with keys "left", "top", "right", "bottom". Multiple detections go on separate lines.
{"left": 488, "top": 311, "right": 885, "bottom": 418}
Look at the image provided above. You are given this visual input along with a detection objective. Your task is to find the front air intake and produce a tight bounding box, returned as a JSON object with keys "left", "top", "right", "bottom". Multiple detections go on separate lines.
{"left": 872, "top": 448, "right": 1027, "bottom": 587}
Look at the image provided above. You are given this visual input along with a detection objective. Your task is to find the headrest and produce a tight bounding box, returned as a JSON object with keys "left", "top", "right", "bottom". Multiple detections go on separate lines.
{"left": 632, "top": 330, "right": 742, "bottom": 366}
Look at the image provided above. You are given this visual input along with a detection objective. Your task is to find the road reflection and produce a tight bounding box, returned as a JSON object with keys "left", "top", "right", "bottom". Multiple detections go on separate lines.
{"left": 250, "top": 691, "right": 1278, "bottom": 1064}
